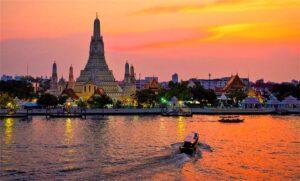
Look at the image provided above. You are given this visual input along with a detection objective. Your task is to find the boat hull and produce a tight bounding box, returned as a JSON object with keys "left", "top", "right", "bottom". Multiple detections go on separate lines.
{"left": 218, "top": 119, "right": 244, "bottom": 123}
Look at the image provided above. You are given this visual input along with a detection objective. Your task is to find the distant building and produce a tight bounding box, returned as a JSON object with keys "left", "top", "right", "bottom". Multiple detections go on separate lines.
{"left": 291, "top": 79, "right": 299, "bottom": 86}
{"left": 191, "top": 75, "right": 250, "bottom": 91}
{"left": 1, "top": 75, "right": 13, "bottom": 81}
{"left": 160, "top": 82, "right": 169, "bottom": 89}
{"left": 187, "top": 79, "right": 196, "bottom": 88}
{"left": 172, "top": 73, "right": 178, "bottom": 83}
{"left": 15, "top": 76, "right": 24, "bottom": 81}
{"left": 194, "top": 77, "right": 228, "bottom": 90}
{"left": 252, "top": 79, "right": 272, "bottom": 92}
{"left": 145, "top": 76, "right": 158, "bottom": 82}
{"left": 136, "top": 76, "right": 159, "bottom": 90}
{"left": 256, "top": 79, "right": 264, "bottom": 84}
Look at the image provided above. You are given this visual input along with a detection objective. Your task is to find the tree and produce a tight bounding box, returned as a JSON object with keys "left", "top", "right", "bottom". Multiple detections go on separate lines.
{"left": 0, "top": 80, "right": 35, "bottom": 99}
{"left": 189, "top": 84, "right": 217, "bottom": 107}
{"left": 228, "top": 90, "right": 247, "bottom": 107}
{"left": 37, "top": 94, "right": 58, "bottom": 107}
{"left": 88, "top": 94, "right": 113, "bottom": 108}
{"left": 135, "top": 89, "right": 157, "bottom": 108}
{"left": 58, "top": 95, "right": 68, "bottom": 105}
{"left": 271, "top": 83, "right": 300, "bottom": 100}
{"left": 0, "top": 92, "right": 15, "bottom": 109}
{"left": 159, "top": 82, "right": 193, "bottom": 101}
{"left": 76, "top": 99, "right": 87, "bottom": 108}
{"left": 113, "top": 100, "right": 123, "bottom": 108}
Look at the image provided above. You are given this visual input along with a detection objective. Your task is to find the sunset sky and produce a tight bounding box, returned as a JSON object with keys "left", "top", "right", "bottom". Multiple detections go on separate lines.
{"left": 0, "top": 0, "right": 299, "bottom": 82}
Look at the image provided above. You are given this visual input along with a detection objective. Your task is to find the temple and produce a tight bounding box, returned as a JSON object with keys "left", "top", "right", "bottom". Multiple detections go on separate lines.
{"left": 222, "top": 74, "right": 245, "bottom": 93}
{"left": 122, "top": 61, "right": 136, "bottom": 96}
{"left": 47, "top": 62, "right": 59, "bottom": 96}
{"left": 74, "top": 14, "right": 122, "bottom": 100}
{"left": 67, "top": 65, "right": 75, "bottom": 89}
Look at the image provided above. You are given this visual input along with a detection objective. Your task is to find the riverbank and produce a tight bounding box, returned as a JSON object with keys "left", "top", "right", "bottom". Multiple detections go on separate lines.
{"left": 0, "top": 108, "right": 299, "bottom": 117}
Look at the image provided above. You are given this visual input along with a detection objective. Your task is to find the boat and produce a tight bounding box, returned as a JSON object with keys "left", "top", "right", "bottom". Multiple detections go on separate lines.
{"left": 179, "top": 132, "right": 199, "bottom": 154}
{"left": 218, "top": 115, "right": 244, "bottom": 123}
{"left": 0, "top": 113, "right": 29, "bottom": 118}
{"left": 48, "top": 113, "right": 84, "bottom": 118}
{"left": 161, "top": 107, "right": 192, "bottom": 117}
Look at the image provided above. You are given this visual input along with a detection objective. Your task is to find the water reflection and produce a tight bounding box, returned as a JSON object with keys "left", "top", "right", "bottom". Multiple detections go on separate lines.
{"left": 64, "top": 118, "right": 73, "bottom": 142}
{"left": 0, "top": 115, "right": 299, "bottom": 180}
{"left": 61, "top": 118, "right": 78, "bottom": 172}
{"left": 4, "top": 118, "right": 14, "bottom": 145}
{"left": 177, "top": 117, "right": 185, "bottom": 141}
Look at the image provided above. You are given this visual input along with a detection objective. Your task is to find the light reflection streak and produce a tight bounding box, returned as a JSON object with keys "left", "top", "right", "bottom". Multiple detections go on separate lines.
{"left": 160, "top": 118, "right": 165, "bottom": 132}
{"left": 64, "top": 118, "right": 73, "bottom": 142}
{"left": 177, "top": 116, "right": 185, "bottom": 141}
{"left": 4, "top": 118, "right": 14, "bottom": 145}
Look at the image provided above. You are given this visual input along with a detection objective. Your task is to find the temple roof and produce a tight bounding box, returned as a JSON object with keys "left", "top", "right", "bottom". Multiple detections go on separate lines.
{"left": 58, "top": 77, "right": 66, "bottom": 84}
{"left": 61, "top": 88, "right": 79, "bottom": 100}
{"left": 146, "top": 78, "right": 160, "bottom": 90}
{"left": 223, "top": 74, "right": 245, "bottom": 92}
{"left": 94, "top": 87, "right": 105, "bottom": 96}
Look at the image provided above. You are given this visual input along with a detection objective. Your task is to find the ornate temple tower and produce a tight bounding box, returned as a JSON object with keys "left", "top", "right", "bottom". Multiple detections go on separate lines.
{"left": 124, "top": 61, "right": 130, "bottom": 83}
{"left": 47, "top": 61, "right": 59, "bottom": 96}
{"left": 51, "top": 62, "right": 58, "bottom": 85}
{"left": 130, "top": 64, "right": 135, "bottom": 83}
{"left": 122, "top": 61, "right": 136, "bottom": 97}
{"left": 74, "top": 14, "right": 122, "bottom": 100}
{"left": 58, "top": 76, "right": 66, "bottom": 94}
{"left": 67, "top": 65, "right": 75, "bottom": 89}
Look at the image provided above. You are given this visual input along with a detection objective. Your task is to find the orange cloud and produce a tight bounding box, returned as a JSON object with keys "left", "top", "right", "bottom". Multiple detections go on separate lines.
{"left": 111, "top": 21, "right": 299, "bottom": 51}
{"left": 133, "top": 0, "right": 299, "bottom": 15}
{"left": 204, "top": 22, "right": 300, "bottom": 42}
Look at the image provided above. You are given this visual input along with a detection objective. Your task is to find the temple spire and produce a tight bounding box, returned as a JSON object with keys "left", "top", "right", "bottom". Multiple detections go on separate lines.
{"left": 93, "top": 12, "right": 100, "bottom": 38}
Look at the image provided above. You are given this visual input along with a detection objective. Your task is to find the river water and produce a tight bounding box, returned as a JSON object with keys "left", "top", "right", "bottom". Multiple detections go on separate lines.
{"left": 0, "top": 115, "right": 299, "bottom": 180}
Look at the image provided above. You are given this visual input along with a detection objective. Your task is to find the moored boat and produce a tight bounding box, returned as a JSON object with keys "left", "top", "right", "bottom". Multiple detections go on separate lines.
{"left": 48, "top": 113, "right": 84, "bottom": 118}
{"left": 218, "top": 115, "right": 244, "bottom": 123}
{"left": 161, "top": 107, "right": 192, "bottom": 117}
{"left": 179, "top": 132, "right": 199, "bottom": 154}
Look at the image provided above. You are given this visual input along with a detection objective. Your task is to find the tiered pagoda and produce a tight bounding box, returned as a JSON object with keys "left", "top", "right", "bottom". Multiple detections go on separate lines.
{"left": 74, "top": 14, "right": 122, "bottom": 100}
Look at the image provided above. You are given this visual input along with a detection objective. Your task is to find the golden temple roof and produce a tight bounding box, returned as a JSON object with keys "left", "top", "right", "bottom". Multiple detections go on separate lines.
{"left": 223, "top": 74, "right": 245, "bottom": 92}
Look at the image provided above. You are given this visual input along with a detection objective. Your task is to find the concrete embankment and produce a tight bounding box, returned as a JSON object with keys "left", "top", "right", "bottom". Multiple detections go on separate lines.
{"left": 1, "top": 108, "right": 299, "bottom": 116}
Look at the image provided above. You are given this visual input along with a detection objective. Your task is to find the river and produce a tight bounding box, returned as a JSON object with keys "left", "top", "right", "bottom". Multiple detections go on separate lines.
{"left": 0, "top": 115, "right": 299, "bottom": 180}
